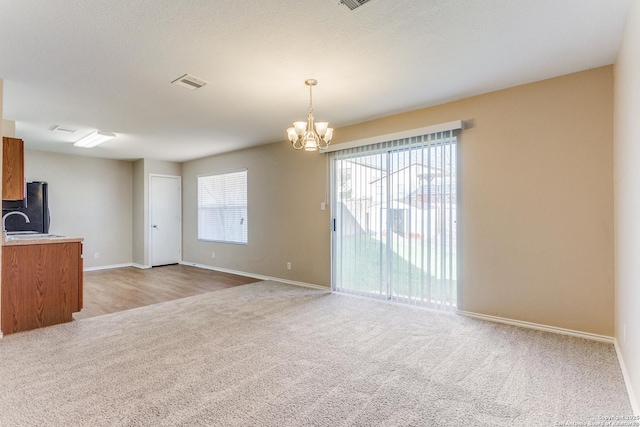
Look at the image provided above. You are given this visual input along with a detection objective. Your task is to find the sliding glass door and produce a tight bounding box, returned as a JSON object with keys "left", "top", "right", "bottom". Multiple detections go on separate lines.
{"left": 332, "top": 131, "right": 457, "bottom": 310}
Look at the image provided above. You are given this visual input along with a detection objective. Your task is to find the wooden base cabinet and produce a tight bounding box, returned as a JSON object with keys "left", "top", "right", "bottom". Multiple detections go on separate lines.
{"left": 1, "top": 242, "right": 83, "bottom": 335}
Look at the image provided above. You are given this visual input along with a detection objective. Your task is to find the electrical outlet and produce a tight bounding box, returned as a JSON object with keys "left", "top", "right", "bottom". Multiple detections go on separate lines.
{"left": 94, "top": 252, "right": 99, "bottom": 259}
{"left": 212, "top": 252, "right": 216, "bottom": 259}
{"left": 320, "top": 202, "right": 326, "bottom": 211}
{"left": 287, "top": 262, "right": 292, "bottom": 270}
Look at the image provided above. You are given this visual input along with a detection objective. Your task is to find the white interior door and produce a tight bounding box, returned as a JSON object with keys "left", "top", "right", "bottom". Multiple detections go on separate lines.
{"left": 150, "top": 175, "right": 182, "bottom": 266}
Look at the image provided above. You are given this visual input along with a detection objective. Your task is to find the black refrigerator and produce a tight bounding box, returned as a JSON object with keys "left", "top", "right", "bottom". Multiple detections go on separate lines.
{"left": 2, "top": 181, "right": 50, "bottom": 233}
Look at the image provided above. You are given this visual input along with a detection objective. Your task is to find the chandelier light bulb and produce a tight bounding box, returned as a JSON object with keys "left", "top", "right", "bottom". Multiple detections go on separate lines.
{"left": 304, "top": 132, "right": 318, "bottom": 151}
{"left": 293, "top": 121, "right": 307, "bottom": 135}
{"left": 315, "top": 122, "right": 329, "bottom": 136}
{"left": 324, "top": 128, "right": 333, "bottom": 141}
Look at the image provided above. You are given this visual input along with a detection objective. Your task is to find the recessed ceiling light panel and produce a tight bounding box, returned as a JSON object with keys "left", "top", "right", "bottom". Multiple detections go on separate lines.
{"left": 171, "top": 74, "right": 208, "bottom": 90}
{"left": 74, "top": 131, "right": 116, "bottom": 148}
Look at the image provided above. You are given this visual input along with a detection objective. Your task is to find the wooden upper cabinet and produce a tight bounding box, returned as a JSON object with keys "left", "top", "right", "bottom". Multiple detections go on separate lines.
{"left": 2, "top": 137, "right": 25, "bottom": 200}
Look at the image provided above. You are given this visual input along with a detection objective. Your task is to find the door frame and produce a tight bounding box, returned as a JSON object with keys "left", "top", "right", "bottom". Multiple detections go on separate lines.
{"left": 149, "top": 173, "right": 182, "bottom": 267}
{"left": 329, "top": 134, "right": 459, "bottom": 310}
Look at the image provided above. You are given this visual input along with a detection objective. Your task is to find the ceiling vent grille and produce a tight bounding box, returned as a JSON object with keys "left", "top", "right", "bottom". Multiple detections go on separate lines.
{"left": 340, "top": 0, "right": 371, "bottom": 10}
{"left": 171, "top": 74, "right": 208, "bottom": 90}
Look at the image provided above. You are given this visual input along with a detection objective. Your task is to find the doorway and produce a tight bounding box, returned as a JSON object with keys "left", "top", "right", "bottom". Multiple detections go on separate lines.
{"left": 331, "top": 131, "right": 458, "bottom": 310}
{"left": 150, "top": 174, "right": 182, "bottom": 266}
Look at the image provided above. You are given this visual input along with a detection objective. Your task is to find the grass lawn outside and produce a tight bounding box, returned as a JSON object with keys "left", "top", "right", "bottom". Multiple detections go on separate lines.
{"left": 334, "top": 233, "right": 457, "bottom": 308}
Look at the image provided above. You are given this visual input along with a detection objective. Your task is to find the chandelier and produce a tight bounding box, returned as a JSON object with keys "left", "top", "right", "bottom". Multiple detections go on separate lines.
{"left": 287, "top": 79, "right": 334, "bottom": 151}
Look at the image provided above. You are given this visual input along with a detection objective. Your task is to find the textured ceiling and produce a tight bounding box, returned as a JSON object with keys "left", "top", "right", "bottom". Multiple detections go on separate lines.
{"left": 0, "top": 0, "right": 631, "bottom": 162}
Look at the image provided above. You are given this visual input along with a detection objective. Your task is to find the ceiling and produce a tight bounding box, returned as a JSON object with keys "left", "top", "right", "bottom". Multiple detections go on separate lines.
{"left": 0, "top": 0, "right": 631, "bottom": 162}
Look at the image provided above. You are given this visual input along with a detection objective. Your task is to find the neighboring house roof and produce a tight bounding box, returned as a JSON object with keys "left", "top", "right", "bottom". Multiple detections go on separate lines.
{"left": 369, "top": 162, "right": 443, "bottom": 185}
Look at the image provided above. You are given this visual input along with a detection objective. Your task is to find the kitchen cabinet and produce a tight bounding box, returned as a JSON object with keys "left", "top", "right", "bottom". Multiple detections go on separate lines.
{"left": 1, "top": 240, "right": 83, "bottom": 335}
{"left": 2, "top": 136, "right": 25, "bottom": 200}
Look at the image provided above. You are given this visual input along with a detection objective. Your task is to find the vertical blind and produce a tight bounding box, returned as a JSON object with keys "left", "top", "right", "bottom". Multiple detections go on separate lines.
{"left": 332, "top": 131, "right": 457, "bottom": 310}
{"left": 197, "top": 169, "right": 248, "bottom": 244}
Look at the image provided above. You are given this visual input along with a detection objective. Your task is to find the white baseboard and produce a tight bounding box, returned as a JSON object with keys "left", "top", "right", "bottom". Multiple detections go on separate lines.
{"left": 84, "top": 263, "right": 134, "bottom": 272}
{"left": 132, "top": 263, "right": 152, "bottom": 269}
{"left": 82, "top": 263, "right": 157, "bottom": 271}
{"left": 458, "top": 310, "right": 638, "bottom": 414}
{"left": 179, "top": 261, "right": 330, "bottom": 291}
{"left": 614, "top": 339, "right": 640, "bottom": 416}
{"left": 457, "top": 310, "right": 614, "bottom": 343}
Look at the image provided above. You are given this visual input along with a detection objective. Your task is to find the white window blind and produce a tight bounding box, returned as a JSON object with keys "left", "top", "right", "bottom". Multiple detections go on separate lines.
{"left": 332, "top": 130, "right": 457, "bottom": 310}
{"left": 198, "top": 170, "right": 248, "bottom": 244}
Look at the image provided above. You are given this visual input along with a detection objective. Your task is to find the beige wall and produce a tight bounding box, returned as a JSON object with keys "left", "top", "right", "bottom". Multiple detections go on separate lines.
{"left": 2, "top": 119, "right": 15, "bottom": 137}
{"left": 132, "top": 159, "right": 145, "bottom": 265}
{"left": 183, "top": 66, "right": 615, "bottom": 336}
{"left": 24, "top": 150, "right": 133, "bottom": 269}
{"left": 182, "top": 141, "right": 331, "bottom": 286}
{"left": 4, "top": 149, "right": 179, "bottom": 271}
{"left": 341, "top": 67, "right": 615, "bottom": 336}
{"left": 614, "top": 0, "right": 640, "bottom": 413}
{"left": 0, "top": 79, "right": 3, "bottom": 136}
{"left": 337, "top": 66, "right": 615, "bottom": 337}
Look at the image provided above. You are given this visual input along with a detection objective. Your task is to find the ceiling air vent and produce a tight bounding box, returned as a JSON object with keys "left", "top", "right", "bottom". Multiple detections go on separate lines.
{"left": 340, "top": 0, "right": 371, "bottom": 10}
{"left": 171, "top": 74, "right": 208, "bottom": 90}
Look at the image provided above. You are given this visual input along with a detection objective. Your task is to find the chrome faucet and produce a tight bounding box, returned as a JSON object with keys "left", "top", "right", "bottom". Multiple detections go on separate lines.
{"left": 2, "top": 211, "right": 31, "bottom": 235}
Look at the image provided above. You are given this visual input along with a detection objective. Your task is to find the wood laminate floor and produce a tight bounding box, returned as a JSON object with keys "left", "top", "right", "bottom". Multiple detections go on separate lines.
{"left": 74, "top": 264, "right": 261, "bottom": 320}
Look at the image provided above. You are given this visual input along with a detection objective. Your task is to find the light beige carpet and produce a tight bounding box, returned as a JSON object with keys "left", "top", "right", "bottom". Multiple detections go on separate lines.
{"left": 0, "top": 281, "right": 633, "bottom": 426}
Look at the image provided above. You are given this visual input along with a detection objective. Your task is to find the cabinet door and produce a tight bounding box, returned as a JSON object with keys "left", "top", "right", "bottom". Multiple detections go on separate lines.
{"left": 77, "top": 243, "right": 84, "bottom": 311}
{"left": 1, "top": 243, "right": 81, "bottom": 334}
{"left": 1, "top": 245, "right": 26, "bottom": 334}
{"left": 66, "top": 242, "right": 82, "bottom": 313}
{"left": 2, "top": 137, "right": 25, "bottom": 200}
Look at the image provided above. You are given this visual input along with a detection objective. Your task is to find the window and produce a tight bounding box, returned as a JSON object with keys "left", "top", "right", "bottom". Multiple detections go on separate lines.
{"left": 332, "top": 130, "right": 457, "bottom": 310}
{"left": 198, "top": 170, "right": 248, "bottom": 244}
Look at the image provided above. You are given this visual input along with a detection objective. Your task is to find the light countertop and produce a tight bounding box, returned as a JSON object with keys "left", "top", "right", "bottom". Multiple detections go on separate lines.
{"left": 2, "top": 236, "right": 84, "bottom": 246}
